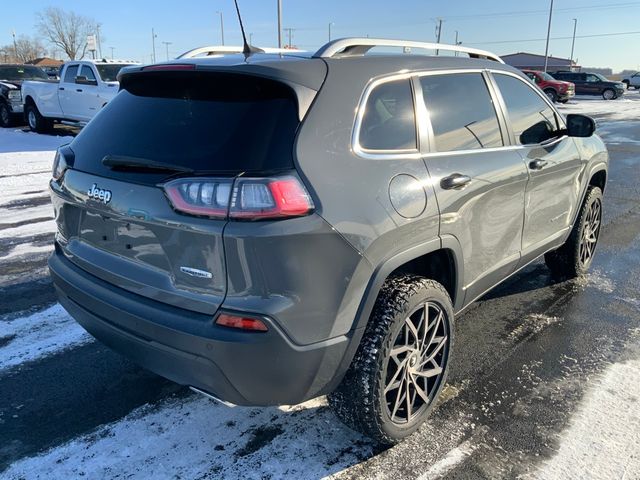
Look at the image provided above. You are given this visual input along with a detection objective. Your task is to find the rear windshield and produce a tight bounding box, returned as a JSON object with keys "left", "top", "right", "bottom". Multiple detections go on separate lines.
{"left": 70, "top": 71, "right": 300, "bottom": 182}
{"left": 0, "top": 66, "right": 48, "bottom": 81}
{"left": 95, "top": 64, "right": 129, "bottom": 82}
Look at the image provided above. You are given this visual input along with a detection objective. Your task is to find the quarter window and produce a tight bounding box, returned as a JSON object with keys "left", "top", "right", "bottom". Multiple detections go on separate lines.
{"left": 359, "top": 79, "right": 417, "bottom": 151}
{"left": 63, "top": 65, "right": 79, "bottom": 83}
{"left": 420, "top": 73, "right": 503, "bottom": 152}
{"left": 494, "top": 74, "right": 560, "bottom": 146}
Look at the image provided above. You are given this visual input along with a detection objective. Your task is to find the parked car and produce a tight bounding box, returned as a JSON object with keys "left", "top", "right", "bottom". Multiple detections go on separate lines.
{"left": 522, "top": 69, "right": 574, "bottom": 103}
{"left": 21, "top": 59, "right": 138, "bottom": 132}
{"left": 550, "top": 71, "right": 625, "bottom": 100}
{"left": 0, "top": 64, "right": 50, "bottom": 127}
{"left": 42, "top": 66, "right": 61, "bottom": 79}
{"left": 48, "top": 38, "right": 607, "bottom": 445}
{"left": 622, "top": 71, "right": 640, "bottom": 90}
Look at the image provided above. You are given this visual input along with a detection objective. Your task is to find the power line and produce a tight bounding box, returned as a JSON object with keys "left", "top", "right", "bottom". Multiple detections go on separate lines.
{"left": 469, "top": 30, "right": 640, "bottom": 46}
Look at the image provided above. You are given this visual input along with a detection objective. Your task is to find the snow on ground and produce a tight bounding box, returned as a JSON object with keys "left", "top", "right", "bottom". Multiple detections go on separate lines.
{"left": 2, "top": 394, "right": 371, "bottom": 479}
{"left": 557, "top": 90, "right": 640, "bottom": 122}
{"left": 528, "top": 350, "right": 640, "bottom": 479}
{"left": 0, "top": 128, "right": 73, "bottom": 154}
{"left": 0, "top": 304, "right": 92, "bottom": 372}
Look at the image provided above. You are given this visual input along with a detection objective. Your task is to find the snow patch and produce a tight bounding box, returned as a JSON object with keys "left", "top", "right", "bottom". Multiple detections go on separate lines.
{"left": 3, "top": 394, "right": 372, "bottom": 479}
{"left": 527, "top": 356, "right": 640, "bottom": 479}
{"left": 0, "top": 303, "right": 92, "bottom": 371}
{"left": 575, "top": 270, "right": 615, "bottom": 294}
{"left": 0, "top": 128, "right": 72, "bottom": 154}
{"left": 508, "top": 314, "right": 562, "bottom": 340}
{"left": 416, "top": 439, "right": 477, "bottom": 479}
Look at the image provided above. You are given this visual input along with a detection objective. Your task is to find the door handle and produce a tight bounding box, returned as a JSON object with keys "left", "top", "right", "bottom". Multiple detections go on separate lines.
{"left": 59, "top": 87, "right": 64, "bottom": 90}
{"left": 441, "top": 173, "right": 472, "bottom": 190}
{"left": 529, "top": 159, "right": 548, "bottom": 170}
{"left": 76, "top": 89, "right": 83, "bottom": 92}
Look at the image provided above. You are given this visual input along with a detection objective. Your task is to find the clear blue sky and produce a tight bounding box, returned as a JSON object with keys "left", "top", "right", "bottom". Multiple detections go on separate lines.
{"left": 3, "top": 0, "right": 640, "bottom": 71}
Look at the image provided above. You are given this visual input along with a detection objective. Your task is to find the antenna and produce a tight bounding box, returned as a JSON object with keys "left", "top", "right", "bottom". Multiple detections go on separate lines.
{"left": 233, "top": 0, "right": 263, "bottom": 56}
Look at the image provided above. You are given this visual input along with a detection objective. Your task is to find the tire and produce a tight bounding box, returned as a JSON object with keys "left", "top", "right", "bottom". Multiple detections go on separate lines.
{"left": 602, "top": 89, "right": 616, "bottom": 100}
{"left": 0, "top": 102, "right": 13, "bottom": 128}
{"left": 544, "top": 89, "right": 558, "bottom": 103}
{"left": 559, "top": 99, "right": 569, "bottom": 104}
{"left": 328, "top": 275, "right": 454, "bottom": 445}
{"left": 25, "top": 103, "right": 52, "bottom": 133}
{"left": 545, "top": 186, "right": 603, "bottom": 278}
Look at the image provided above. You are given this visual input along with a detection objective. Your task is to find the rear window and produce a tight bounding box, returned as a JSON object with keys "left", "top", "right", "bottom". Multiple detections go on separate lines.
{"left": 70, "top": 72, "right": 300, "bottom": 182}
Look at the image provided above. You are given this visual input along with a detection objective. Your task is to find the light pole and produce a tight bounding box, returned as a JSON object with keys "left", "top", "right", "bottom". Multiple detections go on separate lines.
{"left": 216, "top": 11, "right": 225, "bottom": 45}
{"left": 110, "top": 46, "right": 115, "bottom": 59}
{"left": 151, "top": 28, "right": 157, "bottom": 63}
{"left": 543, "top": 0, "right": 554, "bottom": 73}
{"left": 249, "top": 33, "right": 253, "bottom": 44}
{"left": 277, "top": 0, "right": 283, "bottom": 49}
{"left": 328, "top": 22, "right": 334, "bottom": 42}
{"left": 284, "top": 28, "right": 294, "bottom": 48}
{"left": 162, "top": 41, "right": 172, "bottom": 60}
{"left": 12, "top": 29, "right": 17, "bottom": 61}
{"left": 454, "top": 30, "right": 459, "bottom": 56}
{"left": 570, "top": 18, "right": 578, "bottom": 69}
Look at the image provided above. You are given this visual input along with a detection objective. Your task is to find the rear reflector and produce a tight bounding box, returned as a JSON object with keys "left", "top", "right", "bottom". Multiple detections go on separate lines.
{"left": 163, "top": 174, "right": 314, "bottom": 220}
{"left": 215, "top": 313, "right": 268, "bottom": 332}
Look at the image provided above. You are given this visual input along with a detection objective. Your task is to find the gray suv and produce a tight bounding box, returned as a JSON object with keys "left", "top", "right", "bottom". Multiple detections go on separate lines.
{"left": 49, "top": 38, "right": 608, "bottom": 444}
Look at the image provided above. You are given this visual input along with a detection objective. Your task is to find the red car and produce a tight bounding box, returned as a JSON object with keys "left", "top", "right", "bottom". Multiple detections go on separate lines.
{"left": 522, "top": 70, "right": 575, "bottom": 103}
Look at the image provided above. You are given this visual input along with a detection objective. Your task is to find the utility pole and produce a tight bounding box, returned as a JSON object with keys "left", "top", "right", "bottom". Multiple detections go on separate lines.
{"left": 162, "top": 41, "right": 172, "bottom": 60}
{"left": 543, "top": 0, "right": 554, "bottom": 73}
{"left": 249, "top": 33, "right": 253, "bottom": 44}
{"left": 216, "top": 11, "right": 225, "bottom": 45}
{"left": 328, "top": 22, "right": 334, "bottom": 42}
{"left": 570, "top": 18, "right": 578, "bottom": 70}
{"left": 12, "top": 30, "right": 17, "bottom": 61}
{"left": 110, "top": 47, "right": 115, "bottom": 59}
{"left": 435, "top": 18, "right": 443, "bottom": 55}
{"left": 454, "top": 30, "right": 459, "bottom": 56}
{"left": 277, "top": 0, "right": 283, "bottom": 49}
{"left": 151, "top": 28, "right": 157, "bottom": 63}
{"left": 284, "top": 28, "right": 294, "bottom": 48}
{"left": 97, "top": 24, "right": 102, "bottom": 58}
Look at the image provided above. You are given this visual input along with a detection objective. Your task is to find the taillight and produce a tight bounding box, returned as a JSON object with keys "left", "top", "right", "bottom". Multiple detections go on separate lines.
{"left": 164, "top": 178, "right": 232, "bottom": 218}
{"left": 163, "top": 175, "right": 314, "bottom": 221}
{"left": 52, "top": 149, "right": 68, "bottom": 180}
{"left": 215, "top": 313, "right": 268, "bottom": 332}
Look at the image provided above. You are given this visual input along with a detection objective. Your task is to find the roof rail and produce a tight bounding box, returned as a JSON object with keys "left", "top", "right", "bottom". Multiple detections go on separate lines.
{"left": 312, "top": 38, "right": 504, "bottom": 64}
{"left": 177, "top": 45, "right": 303, "bottom": 59}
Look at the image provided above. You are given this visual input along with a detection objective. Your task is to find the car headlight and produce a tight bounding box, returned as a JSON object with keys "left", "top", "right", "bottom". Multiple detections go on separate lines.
{"left": 8, "top": 90, "right": 22, "bottom": 101}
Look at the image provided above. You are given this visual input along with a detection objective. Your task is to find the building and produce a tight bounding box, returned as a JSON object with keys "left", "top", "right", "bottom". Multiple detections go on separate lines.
{"left": 501, "top": 52, "right": 579, "bottom": 71}
{"left": 25, "top": 57, "right": 64, "bottom": 67}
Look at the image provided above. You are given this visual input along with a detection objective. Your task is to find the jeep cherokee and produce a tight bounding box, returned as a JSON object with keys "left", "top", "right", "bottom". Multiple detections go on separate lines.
{"left": 49, "top": 38, "right": 608, "bottom": 444}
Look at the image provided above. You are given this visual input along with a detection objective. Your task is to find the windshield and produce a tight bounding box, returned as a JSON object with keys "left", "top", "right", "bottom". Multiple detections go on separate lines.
{"left": 594, "top": 73, "right": 609, "bottom": 82}
{"left": 95, "top": 64, "right": 129, "bottom": 82}
{"left": 538, "top": 72, "right": 555, "bottom": 81}
{"left": 0, "top": 66, "right": 48, "bottom": 81}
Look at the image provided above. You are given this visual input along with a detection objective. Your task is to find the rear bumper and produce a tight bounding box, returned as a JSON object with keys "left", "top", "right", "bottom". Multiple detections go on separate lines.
{"left": 49, "top": 246, "right": 351, "bottom": 406}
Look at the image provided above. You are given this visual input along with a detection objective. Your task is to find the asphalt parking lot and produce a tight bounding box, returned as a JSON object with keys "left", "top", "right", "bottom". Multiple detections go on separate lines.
{"left": 1, "top": 92, "right": 639, "bottom": 479}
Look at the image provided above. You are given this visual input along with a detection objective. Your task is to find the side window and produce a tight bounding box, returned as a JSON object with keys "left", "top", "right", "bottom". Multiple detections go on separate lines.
{"left": 526, "top": 73, "right": 538, "bottom": 84}
{"left": 359, "top": 79, "right": 417, "bottom": 151}
{"left": 63, "top": 65, "right": 79, "bottom": 83}
{"left": 420, "top": 73, "right": 503, "bottom": 152}
{"left": 81, "top": 65, "right": 97, "bottom": 82}
{"left": 494, "top": 74, "right": 560, "bottom": 146}
{"left": 586, "top": 74, "right": 600, "bottom": 83}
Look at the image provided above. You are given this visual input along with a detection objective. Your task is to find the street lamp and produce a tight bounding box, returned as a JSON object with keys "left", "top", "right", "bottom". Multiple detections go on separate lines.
{"left": 162, "top": 41, "right": 172, "bottom": 61}
{"left": 543, "top": 0, "right": 554, "bottom": 73}
{"left": 328, "top": 22, "right": 334, "bottom": 42}
{"left": 570, "top": 18, "right": 578, "bottom": 69}
{"left": 216, "top": 11, "right": 225, "bottom": 45}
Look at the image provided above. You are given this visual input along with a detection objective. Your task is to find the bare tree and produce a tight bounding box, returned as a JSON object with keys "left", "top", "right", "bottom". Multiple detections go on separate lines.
{"left": 36, "top": 7, "right": 99, "bottom": 60}
{"left": 6, "top": 35, "right": 49, "bottom": 63}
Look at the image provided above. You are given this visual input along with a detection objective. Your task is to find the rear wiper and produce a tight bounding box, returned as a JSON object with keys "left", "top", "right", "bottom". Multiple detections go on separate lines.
{"left": 102, "top": 155, "right": 194, "bottom": 173}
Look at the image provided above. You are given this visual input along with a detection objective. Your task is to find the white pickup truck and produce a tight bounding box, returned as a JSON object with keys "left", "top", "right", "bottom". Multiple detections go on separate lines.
{"left": 622, "top": 72, "right": 640, "bottom": 90}
{"left": 21, "top": 59, "right": 138, "bottom": 132}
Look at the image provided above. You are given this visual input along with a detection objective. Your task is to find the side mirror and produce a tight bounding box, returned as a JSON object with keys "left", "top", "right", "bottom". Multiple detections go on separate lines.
{"left": 565, "top": 114, "right": 596, "bottom": 138}
{"left": 75, "top": 75, "right": 98, "bottom": 86}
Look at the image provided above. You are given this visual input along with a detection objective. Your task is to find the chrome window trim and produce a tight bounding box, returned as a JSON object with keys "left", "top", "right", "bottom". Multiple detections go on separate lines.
{"left": 351, "top": 72, "right": 422, "bottom": 160}
{"left": 351, "top": 67, "right": 569, "bottom": 161}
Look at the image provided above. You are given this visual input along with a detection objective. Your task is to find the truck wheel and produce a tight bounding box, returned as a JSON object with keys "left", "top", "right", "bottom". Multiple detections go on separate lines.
{"left": 602, "top": 89, "right": 616, "bottom": 100}
{"left": 328, "top": 275, "right": 454, "bottom": 445}
{"left": 544, "top": 89, "right": 558, "bottom": 103}
{"left": 545, "top": 186, "right": 603, "bottom": 278}
{"left": 0, "top": 103, "right": 13, "bottom": 127}
{"left": 26, "top": 104, "right": 52, "bottom": 133}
